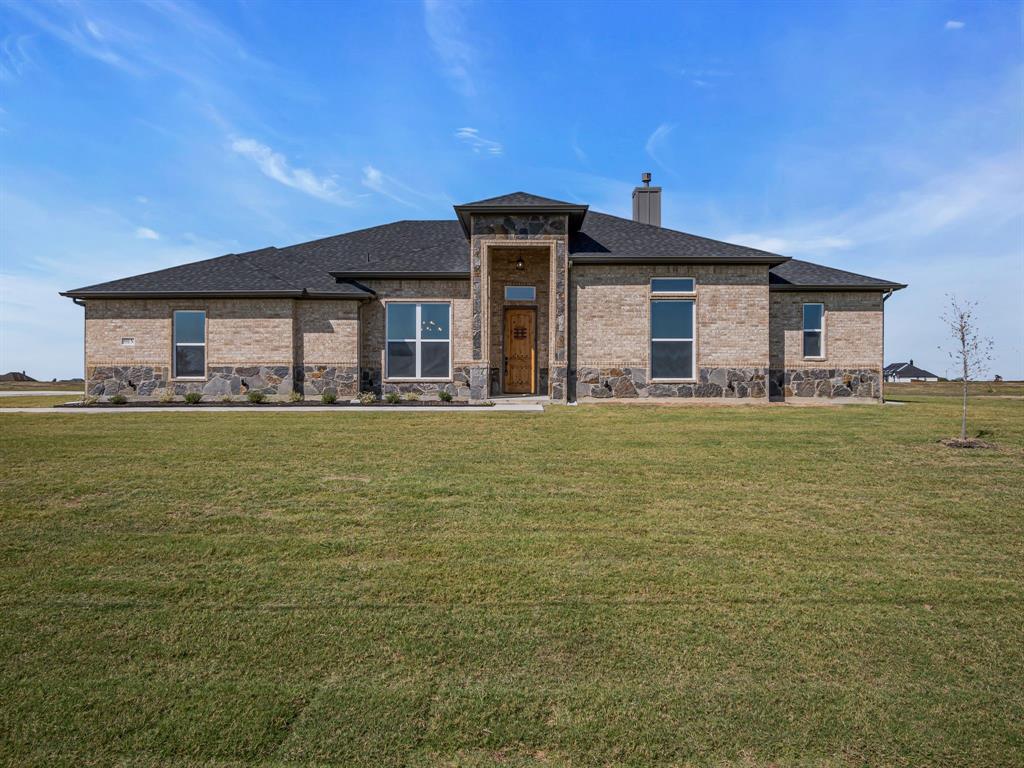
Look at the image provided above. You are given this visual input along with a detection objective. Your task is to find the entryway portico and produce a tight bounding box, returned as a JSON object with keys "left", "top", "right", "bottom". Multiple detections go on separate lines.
{"left": 454, "top": 192, "right": 585, "bottom": 402}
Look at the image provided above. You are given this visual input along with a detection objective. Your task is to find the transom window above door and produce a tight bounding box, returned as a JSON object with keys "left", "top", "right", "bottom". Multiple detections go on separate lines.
{"left": 504, "top": 285, "right": 536, "bottom": 301}
{"left": 386, "top": 302, "right": 451, "bottom": 380}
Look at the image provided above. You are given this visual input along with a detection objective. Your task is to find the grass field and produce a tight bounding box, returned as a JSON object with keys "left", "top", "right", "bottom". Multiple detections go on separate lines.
{"left": 0, "top": 380, "right": 83, "bottom": 391}
{"left": 885, "top": 380, "right": 1024, "bottom": 398}
{"left": 1, "top": 394, "right": 1021, "bottom": 766}
{"left": 0, "top": 394, "right": 82, "bottom": 408}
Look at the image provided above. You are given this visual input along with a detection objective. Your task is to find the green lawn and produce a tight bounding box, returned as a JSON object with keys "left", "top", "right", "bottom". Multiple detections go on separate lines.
{"left": 1, "top": 396, "right": 1021, "bottom": 766}
{"left": 0, "top": 394, "right": 83, "bottom": 408}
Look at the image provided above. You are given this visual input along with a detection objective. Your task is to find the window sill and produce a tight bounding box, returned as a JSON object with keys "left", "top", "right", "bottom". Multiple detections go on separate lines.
{"left": 803, "top": 357, "right": 827, "bottom": 362}
{"left": 650, "top": 378, "right": 697, "bottom": 384}
{"left": 172, "top": 377, "right": 206, "bottom": 382}
{"left": 384, "top": 378, "right": 452, "bottom": 383}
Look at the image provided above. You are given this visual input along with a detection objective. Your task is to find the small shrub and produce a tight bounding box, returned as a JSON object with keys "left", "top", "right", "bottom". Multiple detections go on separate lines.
{"left": 288, "top": 390, "right": 304, "bottom": 403}
{"left": 246, "top": 390, "right": 266, "bottom": 404}
{"left": 80, "top": 395, "right": 98, "bottom": 406}
{"left": 158, "top": 389, "right": 175, "bottom": 403}
{"left": 357, "top": 391, "right": 377, "bottom": 405}
{"left": 438, "top": 390, "right": 453, "bottom": 403}
{"left": 220, "top": 394, "right": 234, "bottom": 403}
{"left": 321, "top": 390, "right": 337, "bottom": 404}
{"left": 404, "top": 392, "right": 420, "bottom": 402}
{"left": 109, "top": 393, "right": 128, "bottom": 405}
{"left": 184, "top": 391, "right": 203, "bottom": 405}
{"left": 384, "top": 392, "right": 401, "bottom": 404}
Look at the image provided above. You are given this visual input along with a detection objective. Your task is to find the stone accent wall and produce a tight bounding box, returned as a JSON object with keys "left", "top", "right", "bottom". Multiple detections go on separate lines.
{"left": 769, "top": 368, "right": 880, "bottom": 399}
{"left": 299, "top": 365, "right": 359, "bottom": 397}
{"left": 470, "top": 213, "right": 569, "bottom": 401}
{"left": 769, "top": 291, "right": 884, "bottom": 399}
{"left": 86, "top": 364, "right": 293, "bottom": 397}
{"left": 569, "top": 264, "right": 770, "bottom": 399}
{"left": 576, "top": 366, "right": 768, "bottom": 399}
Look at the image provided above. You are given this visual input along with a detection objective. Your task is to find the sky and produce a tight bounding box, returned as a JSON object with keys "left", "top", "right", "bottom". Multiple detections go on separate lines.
{"left": 0, "top": 0, "right": 1021, "bottom": 380}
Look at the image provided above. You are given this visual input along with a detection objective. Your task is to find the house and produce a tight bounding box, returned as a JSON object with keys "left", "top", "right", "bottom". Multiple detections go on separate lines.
{"left": 884, "top": 360, "right": 939, "bottom": 382}
{"left": 62, "top": 177, "right": 906, "bottom": 402}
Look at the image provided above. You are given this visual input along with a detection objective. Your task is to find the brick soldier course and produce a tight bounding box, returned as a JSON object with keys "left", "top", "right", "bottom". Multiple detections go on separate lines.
{"left": 63, "top": 184, "right": 906, "bottom": 403}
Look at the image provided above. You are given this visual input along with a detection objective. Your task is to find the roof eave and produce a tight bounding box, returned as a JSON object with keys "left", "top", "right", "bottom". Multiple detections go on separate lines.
{"left": 60, "top": 288, "right": 373, "bottom": 300}
{"left": 331, "top": 271, "right": 469, "bottom": 280}
{"left": 770, "top": 282, "right": 907, "bottom": 292}
{"left": 571, "top": 255, "right": 790, "bottom": 266}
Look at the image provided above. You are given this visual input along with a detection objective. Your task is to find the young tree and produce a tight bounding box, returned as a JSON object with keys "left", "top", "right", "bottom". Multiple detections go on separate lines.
{"left": 940, "top": 295, "right": 993, "bottom": 441}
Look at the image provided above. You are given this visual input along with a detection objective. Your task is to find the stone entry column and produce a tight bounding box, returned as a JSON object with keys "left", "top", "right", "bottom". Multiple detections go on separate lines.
{"left": 549, "top": 238, "right": 569, "bottom": 402}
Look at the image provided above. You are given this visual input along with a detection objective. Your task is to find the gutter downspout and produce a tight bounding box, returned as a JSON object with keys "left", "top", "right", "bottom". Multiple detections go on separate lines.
{"left": 880, "top": 289, "right": 893, "bottom": 402}
{"left": 71, "top": 298, "right": 86, "bottom": 397}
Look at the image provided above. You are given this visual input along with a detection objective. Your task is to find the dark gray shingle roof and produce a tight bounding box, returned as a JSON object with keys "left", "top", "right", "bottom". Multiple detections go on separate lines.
{"left": 62, "top": 246, "right": 374, "bottom": 299}
{"left": 457, "top": 191, "right": 581, "bottom": 208}
{"left": 885, "top": 362, "right": 938, "bottom": 379}
{"left": 769, "top": 259, "right": 906, "bottom": 290}
{"left": 63, "top": 199, "right": 905, "bottom": 297}
{"left": 572, "top": 212, "right": 787, "bottom": 263}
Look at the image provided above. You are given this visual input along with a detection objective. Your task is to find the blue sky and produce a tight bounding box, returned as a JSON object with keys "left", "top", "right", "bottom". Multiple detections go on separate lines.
{"left": 1, "top": 0, "right": 1021, "bottom": 380}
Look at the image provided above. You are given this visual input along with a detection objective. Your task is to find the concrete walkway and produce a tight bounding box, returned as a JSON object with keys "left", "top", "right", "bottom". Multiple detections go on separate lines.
{"left": 0, "top": 403, "right": 544, "bottom": 414}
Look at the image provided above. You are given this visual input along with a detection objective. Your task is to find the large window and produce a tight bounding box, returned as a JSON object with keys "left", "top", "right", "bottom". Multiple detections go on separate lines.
{"left": 650, "top": 300, "right": 695, "bottom": 380}
{"left": 386, "top": 302, "right": 451, "bottom": 379}
{"left": 173, "top": 310, "right": 206, "bottom": 378}
{"left": 803, "top": 303, "right": 824, "bottom": 358}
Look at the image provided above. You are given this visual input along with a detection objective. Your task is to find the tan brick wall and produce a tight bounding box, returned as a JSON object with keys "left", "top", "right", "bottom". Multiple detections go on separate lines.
{"left": 769, "top": 291, "right": 883, "bottom": 368}
{"left": 570, "top": 264, "right": 770, "bottom": 370}
{"left": 359, "top": 279, "right": 472, "bottom": 374}
{"left": 295, "top": 299, "right": 360, "bottom": 365}
{"left": 85, "top": 298, "right": 295, "bottom": 372}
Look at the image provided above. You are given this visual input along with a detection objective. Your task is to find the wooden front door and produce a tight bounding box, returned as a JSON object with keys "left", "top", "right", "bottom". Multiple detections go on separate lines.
{"left": 503, "top": 308, "right": 536, "bottom": 394}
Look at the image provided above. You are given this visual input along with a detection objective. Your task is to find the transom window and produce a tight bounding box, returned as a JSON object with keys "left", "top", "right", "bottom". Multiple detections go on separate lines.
{"left": 173, "top": 310, "right": 206, "bottom": 379}
{"left": 386, "top": 303, "right": 451, "bottom": 379}
{"left": 803, "top": 303, "right": 825, "bottom": 358}
{"left": 504, "top": 285, "right": 536, "bottom": 301}
{"left": 651, "top": 277, "right": 695, "bottom": 294}
{"left": 650, "top": 299, "right": 695, "bottom": 380}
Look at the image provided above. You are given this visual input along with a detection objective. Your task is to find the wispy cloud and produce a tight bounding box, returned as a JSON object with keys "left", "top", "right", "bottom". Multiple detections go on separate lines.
{"left": 944, "top": 20, "right": 965, "bottom": 30}
{"left": 134, "top": 226, "right": 159, "bottom": 240}
{"left": 645, "top": 123, "right": 675, "bottom": 166}
{"left": 0, "top": 33, "right": 35, "bottom": 81}
{"left": 230, "top": 137, "right": 351, "bottom": 205}
{"left": 455, "top": 127, "right": 503, "bottom": 156}
{"left": 2, "top": 1, "right": 141, "bottom": 74}
{"left": 724, "top": 153, "right": 1023, "bottom": 255}
{"left": 423, "top": 0, "right": 476, "bottom": 97}
{"left": 725, "top": 233, "right": 852, "bottom": 255}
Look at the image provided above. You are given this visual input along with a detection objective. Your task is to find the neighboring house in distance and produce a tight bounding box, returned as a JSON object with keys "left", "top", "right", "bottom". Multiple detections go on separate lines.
{"left": 62, "top": 176, "right": 906, "bottom": 402}
{"left": 884, "top": 360, "right": 940, "bottom": 382}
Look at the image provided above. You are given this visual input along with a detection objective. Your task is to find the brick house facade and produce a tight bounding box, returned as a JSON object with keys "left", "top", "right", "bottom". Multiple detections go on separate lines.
{"left": 64, "top": 186, "right": 905, "bottom": 402}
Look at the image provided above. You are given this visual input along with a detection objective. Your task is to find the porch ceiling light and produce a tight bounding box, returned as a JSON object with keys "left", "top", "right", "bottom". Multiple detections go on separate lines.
{"left": 514, "top": 255, "right": 525, "bottom": 271}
